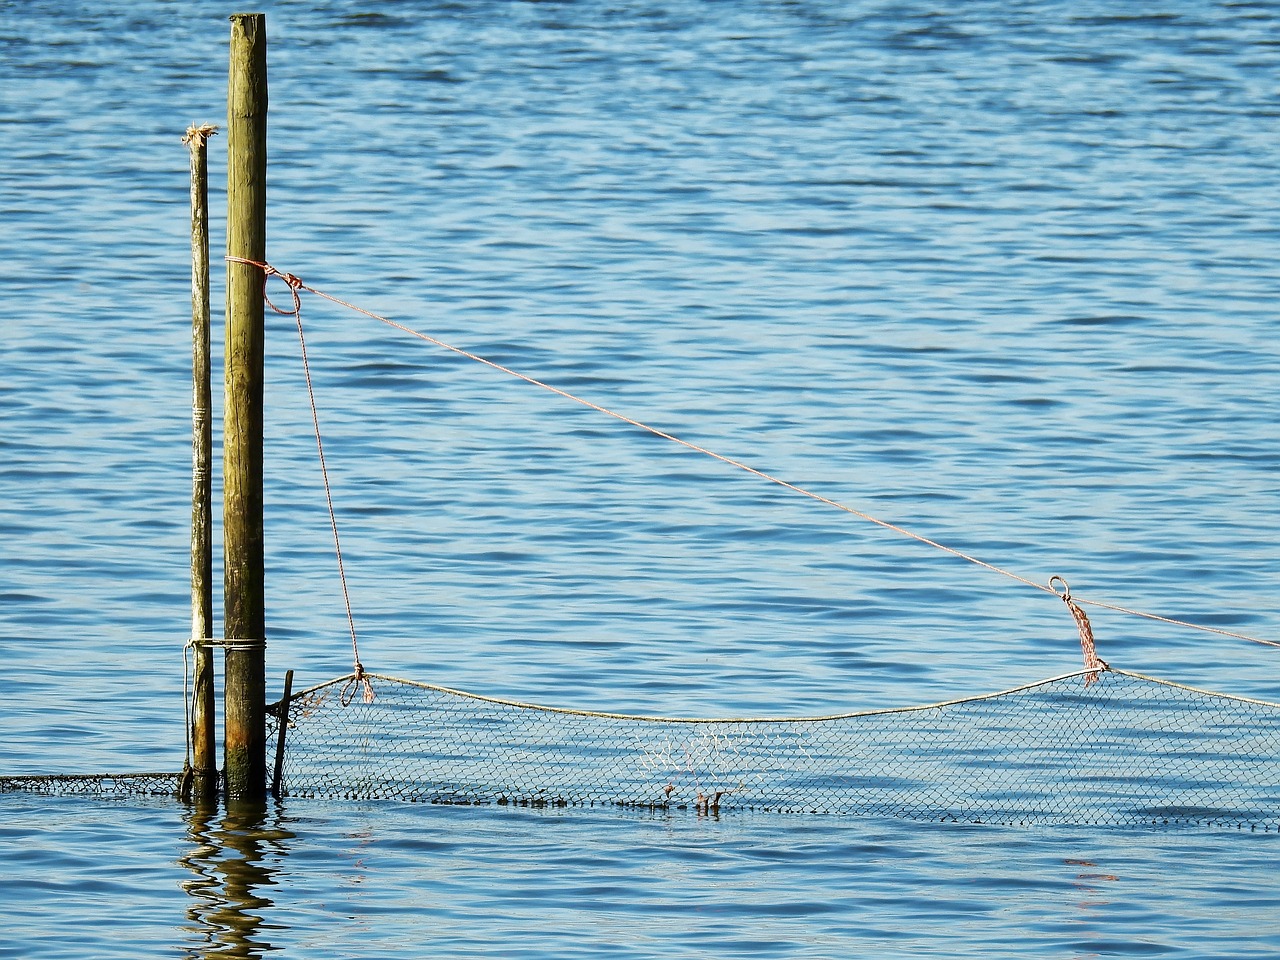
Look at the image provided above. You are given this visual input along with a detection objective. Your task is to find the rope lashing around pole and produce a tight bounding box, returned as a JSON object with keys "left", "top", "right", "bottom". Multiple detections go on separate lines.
{"left": 224, "top": 256, "right": 1280, "bottom": 656}
{"left": 181, "top": 637, "right": 269, "bottom": 772}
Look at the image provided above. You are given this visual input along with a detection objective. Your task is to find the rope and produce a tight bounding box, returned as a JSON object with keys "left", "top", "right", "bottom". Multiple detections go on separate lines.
{"left": 182, "top": 638, "right": 192, "bottom": 773}
{"left": 227, "top": 257, "right": 369, "bottom": 693}
{"left": 289, "top": 666, "right": 1121, "bottom": 724}
{"left": 1050, "top": 577, "right": 1109, "bottom": 684}
{"left": 188, "top": 637, "right": 267, "bottom": 650}
{"left": 182, "top": 634, "right": 268, "bottom": 774}
{"left": 181, "top": 123, "right": 218, "bottom": 148}
{"left": 224, "top": 256, "right": 1280, "bottom": 654}
{"left": 1059, "top": 597, "right": 1280, "bottom": 649}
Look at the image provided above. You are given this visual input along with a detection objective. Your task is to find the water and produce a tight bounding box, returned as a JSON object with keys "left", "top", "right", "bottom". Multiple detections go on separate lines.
{"left": 5, "top": 798, "right": 1279, "bottom": 960}
{"left": 1, "top": 1, "right": 1278, "bottom": 956}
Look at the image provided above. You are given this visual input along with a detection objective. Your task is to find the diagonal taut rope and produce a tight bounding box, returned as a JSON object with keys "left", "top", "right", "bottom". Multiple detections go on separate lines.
{"left": 233, "top": 259, "right": 372, "bottom": 701}
{"left": 225, "top": 257, "right": 1280, "bottom": 654}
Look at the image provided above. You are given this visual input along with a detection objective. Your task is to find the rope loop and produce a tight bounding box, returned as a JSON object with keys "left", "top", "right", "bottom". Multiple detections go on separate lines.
{"left": 225, "top": 254, "right": 302, "bottom": 316}
{"left": 264, "top": 269, "right": 303, "bottom": 317}
{"left": 341, "top": 662, "right": 375, "bottom": 706}
{"left": 182, "top": 638, "right": 193, "bottom": 770}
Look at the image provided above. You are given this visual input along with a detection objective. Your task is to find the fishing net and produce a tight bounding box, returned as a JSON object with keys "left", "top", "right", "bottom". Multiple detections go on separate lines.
{"left": 0, "top": 773, "right": 182, "bottom": 798}
{"left": 223, "top": 264, "right": 1278, "bottom": 828}
{"left": 8, "top": 271, "right": 1278, "bottom": 826}
{"left": 266, "top": 667, "right": 1280, "bottom": 828}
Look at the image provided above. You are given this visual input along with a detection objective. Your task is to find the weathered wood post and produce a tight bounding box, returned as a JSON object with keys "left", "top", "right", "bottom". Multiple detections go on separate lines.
{"left": 224, "top": 12, "right": 268, "bottom": 802}
{"left": 184, "top": 122, "right": 219, "bottom": 802}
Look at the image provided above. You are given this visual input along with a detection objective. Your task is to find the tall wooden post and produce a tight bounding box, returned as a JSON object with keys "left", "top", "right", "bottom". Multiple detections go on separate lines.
{"left": 224, "top": 12, "right": 268, "bottom": 802}
{"left": 185, "top": 122, "right": 219, "bottom": 801}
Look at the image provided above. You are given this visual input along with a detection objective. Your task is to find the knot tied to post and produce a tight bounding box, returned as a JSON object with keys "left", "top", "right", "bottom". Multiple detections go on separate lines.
{"left": 225, "top": 255, "right": 302, "bottom": 316}
{"left": 1050, "top": 576, "right": 1109, "bottom": 686}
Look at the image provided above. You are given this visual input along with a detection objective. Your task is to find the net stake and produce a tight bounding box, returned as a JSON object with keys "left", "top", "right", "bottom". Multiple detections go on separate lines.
{"left": 271, "top": 670, "right": 294, "bottom": 800}
{"left": 182, "top": 121, "right": 219, "bottom": 803}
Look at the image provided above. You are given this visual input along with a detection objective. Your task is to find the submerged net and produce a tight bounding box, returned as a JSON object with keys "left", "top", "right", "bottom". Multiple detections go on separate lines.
{"left": 6, "top": 668, "right": 1275, "bottom": 828}
{"left": 0, "top": 773, "right": 182, "bottom": 798}
{"left": 268, "top": 668, "right": 1280, "bottom": 828}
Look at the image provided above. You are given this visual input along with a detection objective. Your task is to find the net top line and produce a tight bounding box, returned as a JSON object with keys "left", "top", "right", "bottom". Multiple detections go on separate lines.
{"left": 273, "top": 666, "right": 1280, "bottom": 725}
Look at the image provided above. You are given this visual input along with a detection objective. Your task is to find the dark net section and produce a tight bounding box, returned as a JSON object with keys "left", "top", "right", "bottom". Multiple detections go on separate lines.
{"left": 269, "top": 669, "right": 1280, "bottom": 827}
{"left": 0, "top": 773, "right": 182, "bottom": 798}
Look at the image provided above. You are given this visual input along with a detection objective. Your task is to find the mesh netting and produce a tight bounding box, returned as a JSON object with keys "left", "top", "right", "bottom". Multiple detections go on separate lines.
{"left": 266, "top": 668, "right": 1280, "bottom": 828}
{"left": 0, "top": 773, "right": 182, "bottom": 798}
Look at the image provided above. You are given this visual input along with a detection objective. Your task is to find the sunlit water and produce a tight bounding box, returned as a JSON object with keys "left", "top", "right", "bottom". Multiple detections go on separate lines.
{"left": 2, "top": 2, "right": 1278, "bottom": 957}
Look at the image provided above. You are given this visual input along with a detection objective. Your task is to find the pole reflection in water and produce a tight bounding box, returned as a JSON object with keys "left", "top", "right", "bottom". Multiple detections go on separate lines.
{"left": 179, "top": 798, "right": 295, "bottom": 959}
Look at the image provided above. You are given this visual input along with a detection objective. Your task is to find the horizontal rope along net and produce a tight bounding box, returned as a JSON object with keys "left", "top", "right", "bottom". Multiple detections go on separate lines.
{"left": 0, "top": 773, "right": 182, "bottom": 798}
{"left": 268, "top": 669, "right": 1280, "bottom": 828}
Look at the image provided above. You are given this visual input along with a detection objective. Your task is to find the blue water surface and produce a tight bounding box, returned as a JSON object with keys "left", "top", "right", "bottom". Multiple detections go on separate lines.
{"left": 1, "top": 1, "right": 1278, "bottom": 957}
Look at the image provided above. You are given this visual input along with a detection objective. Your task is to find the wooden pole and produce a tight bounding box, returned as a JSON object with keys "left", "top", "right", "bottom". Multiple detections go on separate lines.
{"left": 224, "top": 12, "right": 268, "bottom": 802}
{"left": 184, "top": 122, "right": 219, "bottom": 802}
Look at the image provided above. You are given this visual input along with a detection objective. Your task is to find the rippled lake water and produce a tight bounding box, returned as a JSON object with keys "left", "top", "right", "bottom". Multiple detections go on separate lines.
{"left": 2, "top": 2, "right": 1279, "bottom": 957}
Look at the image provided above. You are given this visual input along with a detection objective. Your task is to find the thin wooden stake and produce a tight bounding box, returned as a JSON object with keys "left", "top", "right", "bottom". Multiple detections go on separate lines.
{"left": 224, "top": 11, "right": 268, "bottom": 802}
{"left": 271, "top": 669, "right": 294, "bottom": 800}
{"left": 184, "top": 122, "right": 219, "bottom": 802}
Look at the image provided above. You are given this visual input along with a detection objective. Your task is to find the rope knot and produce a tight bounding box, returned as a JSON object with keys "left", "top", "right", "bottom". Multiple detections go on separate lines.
{"left": 341, "top": 662, "right": 375, "bottom": 706}
{"left": 262, "top": 266, "right": 303, "bottom": 317}
{"left": 223, "top": 256, "right": 303, "bottom": 316}
{"left": 1050, "top": 576, "right": 1109, "bottom": 686}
